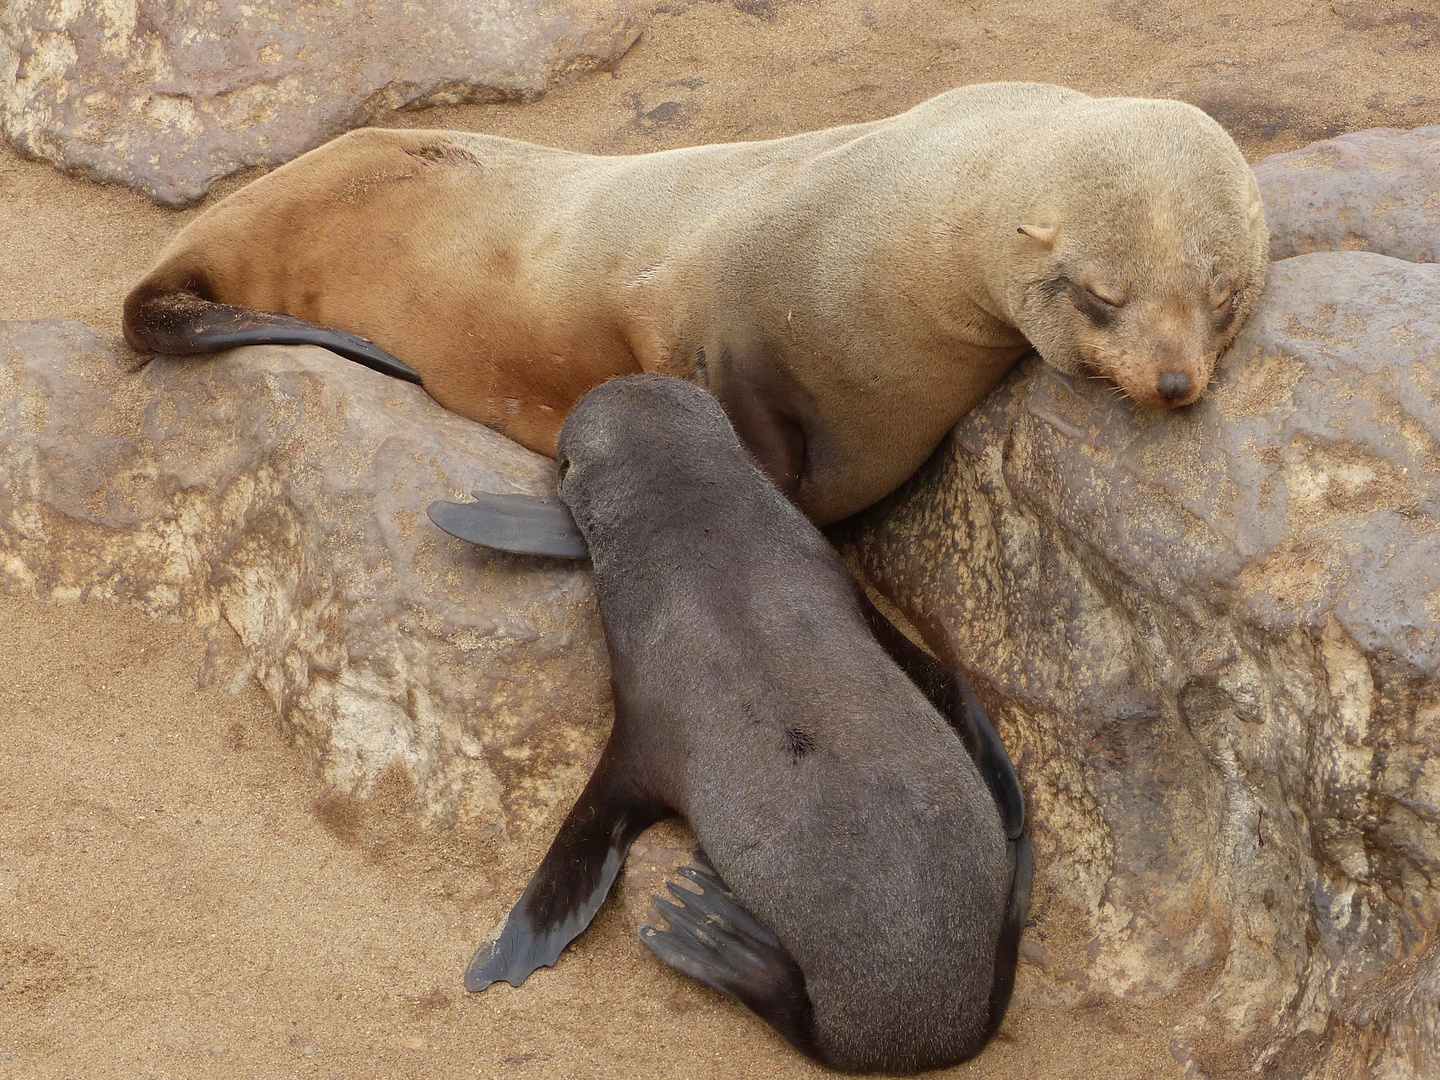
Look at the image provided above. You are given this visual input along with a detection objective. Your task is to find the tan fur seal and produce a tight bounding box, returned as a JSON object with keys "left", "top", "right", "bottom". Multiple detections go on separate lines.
{"left": 124, "top": 81, "right": 1269, "bottom": 524}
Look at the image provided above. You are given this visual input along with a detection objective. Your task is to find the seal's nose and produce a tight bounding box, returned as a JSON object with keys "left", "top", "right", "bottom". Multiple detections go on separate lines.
{"left": 1157, "top": 370, "right": 1193, "bottom": 402}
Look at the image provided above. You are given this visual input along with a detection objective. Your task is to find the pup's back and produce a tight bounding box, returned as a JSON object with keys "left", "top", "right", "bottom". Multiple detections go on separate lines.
{"left": 559, "top": 375, "right": 1011, "bottom": 1071}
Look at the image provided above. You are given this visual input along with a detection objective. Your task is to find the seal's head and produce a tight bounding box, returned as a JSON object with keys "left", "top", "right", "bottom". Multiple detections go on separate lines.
{"left": 556, "top": 374, "right": 753, "bottom": 548}
{"left": 1001, "top": 98, "right": 1269, "bottom": 410}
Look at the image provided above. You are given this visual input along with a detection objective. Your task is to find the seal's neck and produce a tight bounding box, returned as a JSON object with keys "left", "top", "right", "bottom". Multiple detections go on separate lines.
{"left": 919, "top": 195, "right": 1050, "bottom": 352}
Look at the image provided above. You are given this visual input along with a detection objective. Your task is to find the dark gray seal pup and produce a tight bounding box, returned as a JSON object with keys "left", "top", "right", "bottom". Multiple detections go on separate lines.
{"left": 428, "top": 374, "right": 1030, "bottom": 1073}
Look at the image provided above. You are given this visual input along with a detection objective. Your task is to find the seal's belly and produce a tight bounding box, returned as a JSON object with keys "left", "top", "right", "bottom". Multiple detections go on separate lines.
{"left": 794, "top": 344, "right": 1027, "bottom": 524}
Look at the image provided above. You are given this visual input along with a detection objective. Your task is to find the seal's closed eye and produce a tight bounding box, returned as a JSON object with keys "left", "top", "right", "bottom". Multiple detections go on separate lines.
{"left": 427, "top": 491, "right": 588, "bottom": 559}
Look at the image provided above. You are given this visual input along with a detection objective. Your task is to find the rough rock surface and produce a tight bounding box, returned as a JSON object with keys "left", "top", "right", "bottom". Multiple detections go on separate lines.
{"left": 835, "top": 255, "right": 1440, "bottom": 1074}
{"left": 0, "top": 320, "right": 612, "bottom": 842}
{"left": 0, "top": 0, "right": 640, "bottom": 206}
{"left": 1255, "top": 125, "right": 1440, "bottom": 264}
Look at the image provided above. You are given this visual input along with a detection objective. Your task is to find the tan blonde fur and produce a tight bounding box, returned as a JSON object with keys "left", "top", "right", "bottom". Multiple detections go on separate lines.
{"left": 126, "top": 82, "right": 1268, "bottom": 524}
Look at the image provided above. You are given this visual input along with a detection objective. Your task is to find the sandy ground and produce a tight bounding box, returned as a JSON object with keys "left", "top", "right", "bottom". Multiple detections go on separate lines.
{"left": 3, "top": 1, "right": 1440, "bottom": 1077}
{"left": 0, "top": 596, "right": 1185, "bottom": 1080}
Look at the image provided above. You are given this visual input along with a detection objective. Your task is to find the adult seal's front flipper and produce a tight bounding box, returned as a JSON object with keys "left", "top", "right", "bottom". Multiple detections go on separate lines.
{"left": 640, "top": 852, "right": 817, "bottom": 1060}
{"left": 466, "top": 754, "right": 663, "bottom": 991}
{"left": 427, "top": 491, "right": 588, "bottom": 559}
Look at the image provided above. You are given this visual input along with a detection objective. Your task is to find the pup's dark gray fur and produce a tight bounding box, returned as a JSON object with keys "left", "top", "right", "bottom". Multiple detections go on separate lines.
{"left": 456, "top": 375, "right": 1025, "bottom": 1073}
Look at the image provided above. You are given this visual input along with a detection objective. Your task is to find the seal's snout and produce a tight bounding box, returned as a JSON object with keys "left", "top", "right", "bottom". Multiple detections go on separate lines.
{"left": 1157, "top": 370, "right": 1193, "bottom": 403}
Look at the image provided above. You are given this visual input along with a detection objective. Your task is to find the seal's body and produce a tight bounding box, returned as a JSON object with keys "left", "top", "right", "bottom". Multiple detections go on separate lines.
{"left": 125, "top": 82, "right": 1268, "bottom": 524}
{"left": 437, "top": 375, "right": 1029, "bottom": 1073}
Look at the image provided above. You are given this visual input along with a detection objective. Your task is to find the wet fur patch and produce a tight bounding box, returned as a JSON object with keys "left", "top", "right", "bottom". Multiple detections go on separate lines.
{"left": 784, "top": 727, "right": 814, "bottom": 760}
{"left": 402, "top": 143, "right": 481, "bottom": 168}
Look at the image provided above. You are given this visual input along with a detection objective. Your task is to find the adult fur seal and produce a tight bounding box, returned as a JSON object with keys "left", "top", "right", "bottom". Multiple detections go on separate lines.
{"left": 429, "top": 374, "right": 1030, "bottom": 1073}
{"left": 124, "top": 81, "right": 1269, "bottom": 525}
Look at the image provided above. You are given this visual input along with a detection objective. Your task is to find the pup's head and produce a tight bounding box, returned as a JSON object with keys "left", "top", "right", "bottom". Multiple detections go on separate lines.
{"left": 556, "top": 374, "right": 745, "bottom": 544}
{"left": 1003, "top": 100, "right": 1269, "bottom": 410}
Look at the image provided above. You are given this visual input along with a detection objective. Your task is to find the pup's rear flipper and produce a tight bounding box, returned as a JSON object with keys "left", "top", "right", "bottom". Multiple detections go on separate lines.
{"left": 640, "top": 853, "right": 817, "bottom": 1059}
{"left": 466, "top": 755, "right": 663, "bottom": 991}
{"left": 123, "top": 287, "right": 423, "bottom": 385}
{"left": 428, "top": 491, "right": 588, "bottom": 559}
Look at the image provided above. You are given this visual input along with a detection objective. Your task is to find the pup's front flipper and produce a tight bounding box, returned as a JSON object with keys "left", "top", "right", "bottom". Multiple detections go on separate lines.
{"left": 428, "top": 491, "right": 588, "bottom": 559}
{"left": 855, "top": 588, "right": 1032, "bottom": 1039}
{"left": 985, "top": 832, "right": 1033, "bottom": 1042}
{"left": 640, "top": 853, "right": 817, "bottom": 1059}
{"left": 466, "top": 755, "right": 664, "bottom": 991}
{"left": 856, "top": 591, "right": 1024, "bottom": 841}
{"left": 123, "top": 288, "right": 423, "bottom": 384}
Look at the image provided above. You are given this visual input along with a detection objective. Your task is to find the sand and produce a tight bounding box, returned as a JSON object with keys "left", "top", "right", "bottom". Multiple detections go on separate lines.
{"left": 3, "top": 1, "right": 1438, "bottom": 1076}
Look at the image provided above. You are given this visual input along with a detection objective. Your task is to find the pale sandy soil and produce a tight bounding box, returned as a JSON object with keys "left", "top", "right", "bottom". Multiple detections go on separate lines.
{"left": 0, "top": 595, "right": 1184, "bottom": 1080}
{"left": 3, "top": 1, "right": 1439, "bottom": 1077}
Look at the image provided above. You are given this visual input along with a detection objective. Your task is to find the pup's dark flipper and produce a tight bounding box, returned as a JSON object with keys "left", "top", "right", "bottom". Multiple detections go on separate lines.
{"left": 985, "top": 832, "right": 1033, "bottom": 1041}
{"left": 428, "top": 491, "right": 588, "bottom": 559}
{"left": 639, "top": 853, "right": 817, "bottom": 1059}
{"left": 953, "top": 679, "right": 1025, "bottom": 843}
{"left": 123, "top": 288, "right": 423, "bottom": 384}
{"left": 857, "top": 591, "right": 1025, "bottom": 841}
{"left": 466, "top": 757, "right": 663, "bottom": 991}
{"left": 855, "top": 587, "right": 1033, "bottom": 1043}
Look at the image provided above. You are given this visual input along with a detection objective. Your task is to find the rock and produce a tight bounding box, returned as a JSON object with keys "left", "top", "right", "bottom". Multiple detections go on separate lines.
{"left": 0, "top": 0, "right": 640, "bottom": 206}
{"left": 833, "top": 251, "right": 1440, "bottom": 1078}
{"left": 1255, "top": 125, "right": 1440, "bottom": 263}
{"left": 0, "top": 320, "right": 611, "bottom": 841}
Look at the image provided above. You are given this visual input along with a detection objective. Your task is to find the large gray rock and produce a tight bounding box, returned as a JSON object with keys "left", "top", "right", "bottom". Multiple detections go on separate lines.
{"left": 835, "top": 250, "right": 1440, "bottom": 1077}
{"left": 1255, "top": 125, "right": 1440, "bottom": 264}
{"left": 0, "top": 0, "right": 639, "bottom": 206}
{"left": 0, "top": 320, "right": 611, "bottom": 840}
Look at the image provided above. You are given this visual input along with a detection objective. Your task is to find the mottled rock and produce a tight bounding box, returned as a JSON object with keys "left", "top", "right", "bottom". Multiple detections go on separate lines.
{"left": 835, "top": 253, "right": 1440, "bottom": 1078}
{"left": 1255, "top": 125, "right": 1440, "bottom": 264}
{"left": 0, "top": 0, "right": 640, "bottom": 206}
{"left": 0, "top": 320, "right": 611, "bottom": 841}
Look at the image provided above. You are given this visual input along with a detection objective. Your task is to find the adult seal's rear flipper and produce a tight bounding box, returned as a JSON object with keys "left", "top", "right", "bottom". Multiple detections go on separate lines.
{"left": 640, "top": 853, "right": 817, "bottom": 1060}
{"left": 428, "top": 492, "right": 588, "bottom": 559}
{"left": 122, "top": 286, "right": 423, "bottom": 385}
{"left": 466, "top": 756, "right": 664, "bottom": 991}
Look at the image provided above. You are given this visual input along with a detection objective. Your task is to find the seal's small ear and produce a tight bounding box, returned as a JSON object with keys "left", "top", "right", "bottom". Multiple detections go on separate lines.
{"left": 427, "top": 490, "right": 589, "bottom": 559}
{"left": 1016, "top": 224, "right": 1059, "bottom": 248}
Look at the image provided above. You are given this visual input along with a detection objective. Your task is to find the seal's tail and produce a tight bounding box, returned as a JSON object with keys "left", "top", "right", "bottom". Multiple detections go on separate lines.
{"left": 639, "top": 851, "right": 818, "bottom": 1060}
{"left": 121, "top": 278, "right": 423, "bottom": 385}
